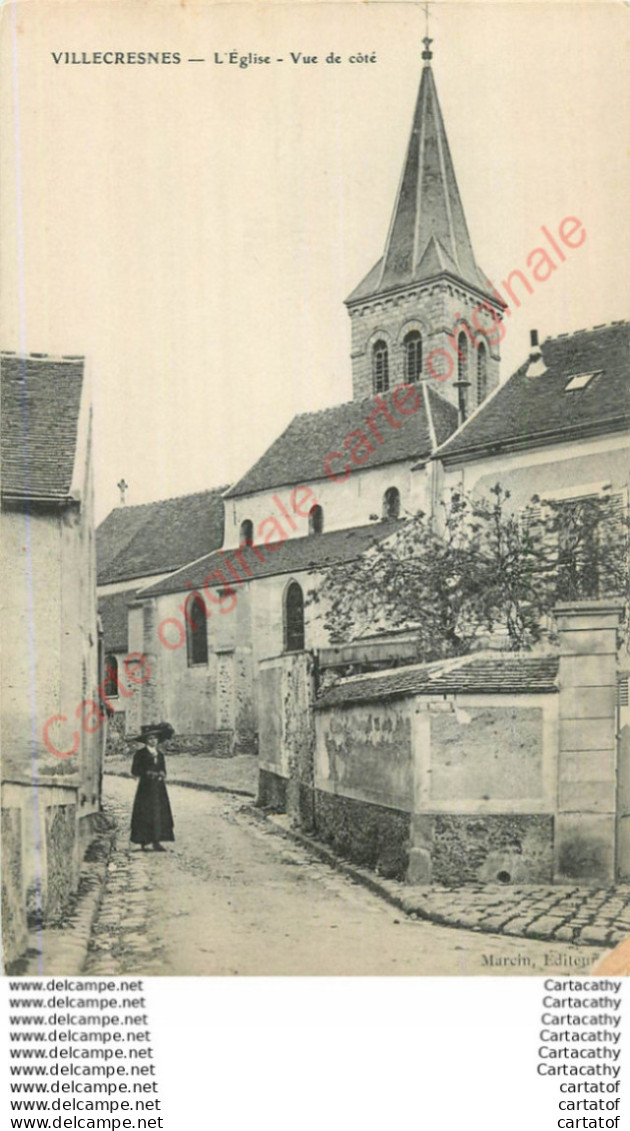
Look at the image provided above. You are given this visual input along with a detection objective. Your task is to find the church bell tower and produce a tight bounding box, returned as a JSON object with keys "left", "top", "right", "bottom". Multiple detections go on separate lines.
{"left": 345, "top": 38, "right": 503, "bottom": 416}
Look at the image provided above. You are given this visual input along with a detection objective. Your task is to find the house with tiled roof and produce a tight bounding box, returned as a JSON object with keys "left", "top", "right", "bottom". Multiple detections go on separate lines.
{"left": 95, "top": 487, "right": 227, "bottom": 745}
{"left": 431, "top": 321, "right": 629, "bottom": 534}
{"left": 1, "top": 352, "right": 102, "bottom": 964}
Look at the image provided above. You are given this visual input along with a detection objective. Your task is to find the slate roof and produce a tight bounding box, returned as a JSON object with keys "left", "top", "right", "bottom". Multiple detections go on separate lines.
{"left": 98, "top": 591, "right": 130, "bottom": 653}
{"left": 1, "top": 353, "right": 85, "bottom": 501}
{"left": 224, "top": 385, "right": 458, "bottom": 499}
{"left": 97, "top": 487, "right": 227, "bottom": 586}
{"left": 433, "top": 322, "right": 630, "bottom": 464}
{"left": 140, "top": 520, "right": 402, "bottom": 598}
{"left": 316, "top": 654, "right": 560, "bottom": 709}
{"left": 346, "top": 63, "right": 496, "bottom": 306}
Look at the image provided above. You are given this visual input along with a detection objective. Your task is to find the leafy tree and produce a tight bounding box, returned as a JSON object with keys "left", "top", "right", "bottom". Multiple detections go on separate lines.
{"left": 309, "top": 485, "right": 628, "bottom": 658}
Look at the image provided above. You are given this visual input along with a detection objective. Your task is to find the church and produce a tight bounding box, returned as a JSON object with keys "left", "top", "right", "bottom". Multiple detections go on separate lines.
{"left": 118, "top": 37, "right": 497, "bottom": 748}
{"left": 99, "top": 38, "right": 629, "bottom": 788}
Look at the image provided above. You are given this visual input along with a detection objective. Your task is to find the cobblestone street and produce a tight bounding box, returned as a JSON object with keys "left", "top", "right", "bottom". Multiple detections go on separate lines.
{"left": 83, "top": 776, "right": 607, "bottom": 976}
{"left": 397, "top": 880, "right": 630, "bottom": 948}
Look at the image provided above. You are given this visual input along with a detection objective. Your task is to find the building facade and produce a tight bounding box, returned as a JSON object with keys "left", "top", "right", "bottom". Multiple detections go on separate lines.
{"left": 1, "top": 353, "right": 103, "bottom": 965}
{"left": 96, "top": 487, "right": 226, "bottom": 748}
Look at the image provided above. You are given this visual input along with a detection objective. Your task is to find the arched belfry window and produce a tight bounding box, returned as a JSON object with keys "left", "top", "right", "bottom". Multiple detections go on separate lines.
{"left": 104, "top": 655, "right": 119, "bottom": 699}
{"left": 477, "top": 342, "right": 488, "bottom": 404}
{"left": 457, "top": 332, "right": 469, "bottom": 383}
{"left": 457, "top": 332, "right": 469, "bottom": 418}
{"left": 383, "top": 487, "right": 401, "bottom": 520}
{"left": 308, "top": 505, "right": 324, "bottom": 535}
{"left": 240, "top": 519, "right": 254, "bottom": 545}
{"left": 284, "top": 581, "right": 305, "bottom": 653}
{"left": 186, "top": 593, "right": 209, "bottom": 666}
{"left": 372, "top": 340, "right": 389, "bottom": 393}
{"left": 403, "top": 331, "right": 422, "bottom": 383}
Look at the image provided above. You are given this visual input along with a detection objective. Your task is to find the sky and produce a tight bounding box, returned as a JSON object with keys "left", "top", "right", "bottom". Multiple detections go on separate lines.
{"left": 2, "top": 1, "right": 629, "bottom": 523}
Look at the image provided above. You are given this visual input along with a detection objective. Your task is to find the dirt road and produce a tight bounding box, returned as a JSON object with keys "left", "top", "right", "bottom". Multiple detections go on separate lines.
{"left": 85, "top": 776, "right": 604, "bottom": 977}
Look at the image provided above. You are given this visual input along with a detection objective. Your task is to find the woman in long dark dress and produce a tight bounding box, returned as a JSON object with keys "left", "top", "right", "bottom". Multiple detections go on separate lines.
{"left": 130, "top": 723, "right": 175, "bottom": 851}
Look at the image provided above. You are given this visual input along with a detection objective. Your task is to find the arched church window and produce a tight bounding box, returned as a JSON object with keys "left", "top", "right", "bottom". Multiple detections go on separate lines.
{"left": 477, "top": 342, "right": 488, "bottom": 404}
{"left": 104, "top": 655, "right": 119, "bottom": 699}
{"left": 240, "top": 519, "right": 254, "bottom": 545}
{"left": 403, "top": 331, "right": 422, "bottom": 383}
{"left": 383, "top": 487, "right": 401, "bottom": 520}
{"left": 284, "top": 582, "right": 305, "bottom": 653}
{"left": 457, "top": 331, "right": 469, "bottom": 418}
{"left": 186, "top": 593, "right": 209, "bottom": 667}
{"left": 372, "top": 340, "right": 389, "bottom": 393}
{"left": 308, "top": 505, "right": 324, "bottom": 535}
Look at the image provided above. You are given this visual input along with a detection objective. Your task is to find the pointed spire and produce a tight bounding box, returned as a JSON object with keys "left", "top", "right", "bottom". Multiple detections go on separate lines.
{"left": 377, "top": 58, "right": 488, "bottom": 296}
{"left": 347, "top": 49, "right": 494, "bottom": 306}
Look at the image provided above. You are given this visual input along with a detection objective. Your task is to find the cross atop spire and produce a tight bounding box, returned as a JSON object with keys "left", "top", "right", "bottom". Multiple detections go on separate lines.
{"left": 422, "top": 3, "right": 432, "bottom": 59}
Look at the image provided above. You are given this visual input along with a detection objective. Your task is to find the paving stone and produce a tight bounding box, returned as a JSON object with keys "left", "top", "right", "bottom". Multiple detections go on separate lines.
{"left": 498, "top": 917, "right": 533, "bottom": 936}
{"left": 579, "top": 927, "right": 610, "bottom": 945}
{"left": 478, "top": 914, "right": 515, "bottom": 932}
{"left": 551, "top": 926, "right": 576, "bottom": 942}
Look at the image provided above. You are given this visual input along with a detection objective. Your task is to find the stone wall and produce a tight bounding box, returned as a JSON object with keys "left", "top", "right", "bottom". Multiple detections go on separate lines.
{"left": 314, "top": 698, "right": 415, "bottom": 880}
{"left": 105, "top": 710, "right": 127, "bottom": 756}
{"left": 411, "top": 813, "right": 554, "bottom": 886}
{"left": 165, "top": 732, "right": 234, "bottom": 757}
{"left": 314, "top": 689, "right": 556, "bottom": 885}
{"left": 258, "top": 663, "right": 285, "bottom": 778}
{"left": 1, "top": 807, "right": 27, "bottom": 966}
{"left": 265, "top": 602, "right": 622, "bottom": 886}
{"left": 257, "top": 652, "right": 316, "bottom": 823}
{"left": 44, "top": 803, "right": 77, "bottom": 923}
{"left": 316, "top": 702, "right": 414, "bottom": 811}
{"left": 314, "top": 791, "right": 411, "bottom": 880}
{"left": 257, "top": 768, "right": 288, "bottom": 813}
{"left": 284, "top": 653, "right": 316, "bottom": 825}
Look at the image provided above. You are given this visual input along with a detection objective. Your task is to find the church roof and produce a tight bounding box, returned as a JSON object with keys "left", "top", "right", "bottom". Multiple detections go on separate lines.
{"left": 224, "top": 385, "right": 458, "bottom": 500}
{"left": 433, "top": 321, "right": 630, "bottom": 464}
{"left": 346, "top": 60, "right": 493, "bottom": 305}
{"left": 140, "top": 520, "right": 402, "bottom": 598}
{"left": 97, "top": 487, "right": 227, "bottom": 586}
{"left": 1, "top": 353, "right": 85, "bottom": 502}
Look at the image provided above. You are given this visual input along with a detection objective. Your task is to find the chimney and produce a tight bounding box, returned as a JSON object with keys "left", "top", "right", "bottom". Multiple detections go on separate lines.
{"left": 526, "top": 329, "right": 547, "bottom": 377}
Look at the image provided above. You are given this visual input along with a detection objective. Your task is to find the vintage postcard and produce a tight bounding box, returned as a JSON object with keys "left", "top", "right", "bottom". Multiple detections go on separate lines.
{"left": 1, "top": 1, "right": 629, "bottom": 977}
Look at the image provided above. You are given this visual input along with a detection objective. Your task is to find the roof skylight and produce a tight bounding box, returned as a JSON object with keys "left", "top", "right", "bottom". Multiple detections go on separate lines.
{"left": 565, "top": 371, "right": 601, "bottom": 391}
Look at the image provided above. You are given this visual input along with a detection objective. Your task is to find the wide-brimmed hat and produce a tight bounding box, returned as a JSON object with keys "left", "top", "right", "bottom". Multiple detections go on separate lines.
{"left": 130, "top": 721, "right": 174, "bottom": 743}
